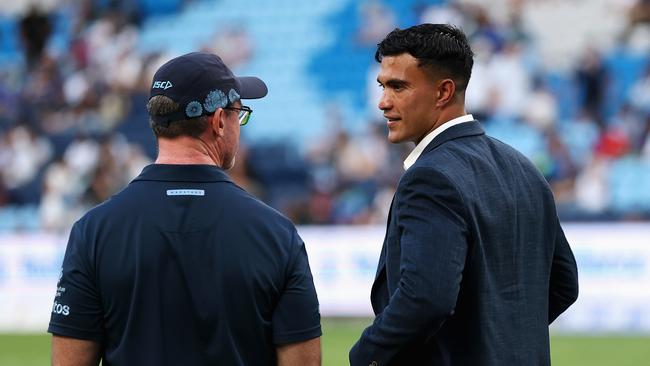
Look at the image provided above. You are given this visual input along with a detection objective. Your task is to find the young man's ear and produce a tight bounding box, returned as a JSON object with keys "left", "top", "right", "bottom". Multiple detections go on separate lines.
{"left": 435, "top": 78, "right": 456, "bottom": 108}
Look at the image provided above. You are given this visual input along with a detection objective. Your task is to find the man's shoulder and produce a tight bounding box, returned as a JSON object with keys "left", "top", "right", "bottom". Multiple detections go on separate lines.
{"left": 411, "top": 133, "right": 550, "bottom": 200}
{"left": 403, "top": 133, "right": 525, "bottom": 187}
{"left": 68, "top": 185, "right": 136, "bottom": 236}
{"left": 83, "top": 182, "right": 143, "bottom": 217}
{"left": 405, "top": 143, "right": 464, "bottom": 181}
{"left": 397, "top": 163, "right": 456, "bottom": 196}
{"left": 231, "top": 188, "right": 295, "bottom": 226}
{"left": 213, "top": 188, "right": 302, "bottom": 251}
{"left": 419, "top": 131, "right": 537, "bottom": 172}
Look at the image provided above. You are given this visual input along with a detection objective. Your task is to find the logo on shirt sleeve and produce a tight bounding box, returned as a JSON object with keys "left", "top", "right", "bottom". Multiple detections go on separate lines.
{"left": 53, "top": 268, "right": 69, "bottom": 315}
{"left": 52, "top": 301, "right": 70, "bottom": 316}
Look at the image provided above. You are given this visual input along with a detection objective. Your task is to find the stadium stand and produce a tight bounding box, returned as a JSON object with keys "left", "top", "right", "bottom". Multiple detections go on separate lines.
{"left": 0, "top": 0, "right": 649, "bottom": 232}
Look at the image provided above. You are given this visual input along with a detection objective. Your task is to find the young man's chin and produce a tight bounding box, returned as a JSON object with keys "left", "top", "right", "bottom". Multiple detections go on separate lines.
{"left": 387, "top": 131, "right": 408, "bottom": 144}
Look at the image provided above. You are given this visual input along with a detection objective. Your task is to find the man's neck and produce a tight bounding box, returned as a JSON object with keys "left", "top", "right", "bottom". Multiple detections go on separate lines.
{"left": 415, "top": 105, "right": 468, "bottom": 144}
{"left": 155, "top": 136, "right": 221, "bottom": 166}
{"left": 436, "top": 104, "right": 468, "bottom": 129}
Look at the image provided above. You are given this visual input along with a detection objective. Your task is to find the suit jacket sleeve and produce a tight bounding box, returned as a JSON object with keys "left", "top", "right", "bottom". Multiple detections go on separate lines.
{"left": 350, "top": 167, "right": 469, "bottom": 365}
{"left": 548, "top": 218, "right": 579, "bottom": 323}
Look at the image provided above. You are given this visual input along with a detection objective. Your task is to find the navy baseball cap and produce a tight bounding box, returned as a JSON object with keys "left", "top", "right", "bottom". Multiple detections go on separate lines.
{"left": 148, "top": 52, "right": 267, "bottom": 125}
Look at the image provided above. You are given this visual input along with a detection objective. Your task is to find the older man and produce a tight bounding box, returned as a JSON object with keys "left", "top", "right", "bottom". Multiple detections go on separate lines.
{"left": 49, "top": 52, "right": 321, "bottom": 366}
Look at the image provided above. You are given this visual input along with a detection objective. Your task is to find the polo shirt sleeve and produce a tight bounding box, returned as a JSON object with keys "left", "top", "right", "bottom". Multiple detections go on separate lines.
{"left": 271, "top": 231, "right": 322, "bottom": 344}
{"left": 48, "top": 221, "right": 104, "bottom": 342}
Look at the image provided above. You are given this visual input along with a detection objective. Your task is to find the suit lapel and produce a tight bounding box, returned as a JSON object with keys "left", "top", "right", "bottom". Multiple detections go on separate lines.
{"left": 374, "top": 196, "right": 394, "bottom": 280}
{"left": 370, "top": 195, "right": 395, "bottom": 314}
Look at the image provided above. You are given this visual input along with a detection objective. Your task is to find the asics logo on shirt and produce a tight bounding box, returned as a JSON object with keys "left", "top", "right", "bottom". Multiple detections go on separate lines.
{"left": 52, "top": 301, "right": 70, "bottom": 316}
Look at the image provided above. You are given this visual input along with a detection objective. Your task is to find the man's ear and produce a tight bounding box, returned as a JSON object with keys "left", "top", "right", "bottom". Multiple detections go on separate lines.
{"left": 210, "top": 109, "right": 226, "bottom": 137}
{"left": 435, "top": 78, "right": 456, "bottom": 108}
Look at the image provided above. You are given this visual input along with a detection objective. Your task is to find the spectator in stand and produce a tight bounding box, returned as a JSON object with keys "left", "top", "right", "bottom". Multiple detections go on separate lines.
{"left": 488, "top": 39, "right": 531, "bottom": 119}
{"left": 356, "top": 0, "right": 396, "bottom": 46}
{"left": 629, "top": 64, "right": 650, "bottom": 117}
{"left": 20, "top": 55, "right": 65, "bottom": 130}
{"left": 642, "top": 116, "right": 650, "bottom": 160}
{"left": 621, "top": 0, "right": 650, "bottom": 45}
{"left": 19, "top": 6, "right": 52, "bottom": 70}
{"left": 40, "top": 157, "right": 79, "bottom": 231}
{"left": 575, "top": 48, "right": 608, "bottom": 125}
{"left": 418, "top": 0, "right": 465, "bottom": 27}
{"left": 574, "top": 155, "right": 610, "bottom": 215}
{"left": 208, "top": 26, "right": 254, "bottom": 69}
{"left": 465, "top": 35, "right": 497, "bottom": 121}
{"left": 610, "top": 103, "right": 647, "bottom": 153}
{"left": 543, "top": 129, "right": 578, "bottom": 205}
{"left": 524, "top": 76, "right": 559, "bottom": 131}
{"left": 0, "top": 125, "right": 52, "bottom": 193}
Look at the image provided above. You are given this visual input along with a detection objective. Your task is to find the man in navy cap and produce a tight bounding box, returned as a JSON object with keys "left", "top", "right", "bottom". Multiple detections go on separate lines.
{"left": 49, "top": 52, "right": 322, "bottom": 366}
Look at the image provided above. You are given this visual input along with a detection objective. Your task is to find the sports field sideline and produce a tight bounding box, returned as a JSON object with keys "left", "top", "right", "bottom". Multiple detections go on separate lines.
{"left": 1, "top": 318, "right": 648, "bottom": 365}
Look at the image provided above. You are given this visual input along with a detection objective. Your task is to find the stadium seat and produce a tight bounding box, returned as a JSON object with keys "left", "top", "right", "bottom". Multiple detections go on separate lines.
{"left": 604, "top": 50, "right": 649, "bottom": 119}
{"left": 608, "top": 157, "right": 650, "bottom": 213}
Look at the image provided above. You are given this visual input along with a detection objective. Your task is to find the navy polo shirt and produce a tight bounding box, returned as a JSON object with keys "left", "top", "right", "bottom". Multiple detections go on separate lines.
{"left": 48, "top": 164, "right": 321, "bottom": 365}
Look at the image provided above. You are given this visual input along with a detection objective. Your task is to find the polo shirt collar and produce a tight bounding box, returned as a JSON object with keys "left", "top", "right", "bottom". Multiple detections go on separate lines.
{"left": 132, "top": 164, "right": 232, "bottom": 183}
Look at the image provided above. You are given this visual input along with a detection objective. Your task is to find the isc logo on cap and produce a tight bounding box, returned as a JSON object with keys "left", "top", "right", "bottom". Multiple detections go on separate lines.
{"left": 153, "top": 80, "right": 173, "bottom": 90}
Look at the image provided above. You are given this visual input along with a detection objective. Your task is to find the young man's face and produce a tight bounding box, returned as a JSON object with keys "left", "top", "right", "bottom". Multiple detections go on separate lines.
{"left": 376, "top": 53, "right": 440, "bottom": 144}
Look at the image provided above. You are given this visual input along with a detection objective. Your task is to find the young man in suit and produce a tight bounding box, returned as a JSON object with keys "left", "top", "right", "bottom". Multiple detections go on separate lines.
{"left": 350, "top": 24, "right": 579, "bottom": 366}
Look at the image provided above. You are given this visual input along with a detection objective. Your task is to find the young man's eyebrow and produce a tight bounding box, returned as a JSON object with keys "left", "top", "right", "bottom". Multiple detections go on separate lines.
{"left": 377, "top": 78, "right": 409, "bottom": 88}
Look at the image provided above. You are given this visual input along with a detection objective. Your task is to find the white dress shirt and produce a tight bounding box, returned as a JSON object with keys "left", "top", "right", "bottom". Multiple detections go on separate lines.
{"left": 403, "top": 114, "right": 475, "bottom": 170}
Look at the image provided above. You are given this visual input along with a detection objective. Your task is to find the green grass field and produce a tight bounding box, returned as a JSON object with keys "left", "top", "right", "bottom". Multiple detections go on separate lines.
{"left": 2, "top": 319, "right": 649, "bottom": 365}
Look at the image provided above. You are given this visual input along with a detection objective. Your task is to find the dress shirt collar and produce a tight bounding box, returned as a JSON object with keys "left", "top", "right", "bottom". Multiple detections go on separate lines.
{"left": 403, "top": 114, "right": 474, "bottom": 170}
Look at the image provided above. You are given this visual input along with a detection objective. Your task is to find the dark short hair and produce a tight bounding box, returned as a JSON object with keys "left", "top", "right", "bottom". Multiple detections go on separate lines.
{"left": 147, "top": 95, "right": 210, "bottom": 139}
{"left": 375, "top": 24, "right": 474, "bottom": 91}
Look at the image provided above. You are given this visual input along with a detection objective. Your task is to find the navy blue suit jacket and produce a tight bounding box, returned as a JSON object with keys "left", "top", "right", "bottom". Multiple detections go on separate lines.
{"left": 350, "top": 121, "right": 579, "bottom": 366}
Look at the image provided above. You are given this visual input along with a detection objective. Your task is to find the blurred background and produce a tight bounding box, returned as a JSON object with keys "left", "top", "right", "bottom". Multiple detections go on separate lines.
{"left": 0, "top": 0, "right": 649, "bottom": 364}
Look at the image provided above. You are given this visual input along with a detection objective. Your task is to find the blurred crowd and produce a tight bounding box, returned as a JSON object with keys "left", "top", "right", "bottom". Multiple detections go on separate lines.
{"left": 1, "top": 0, "right": 650, "bottom": 232}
